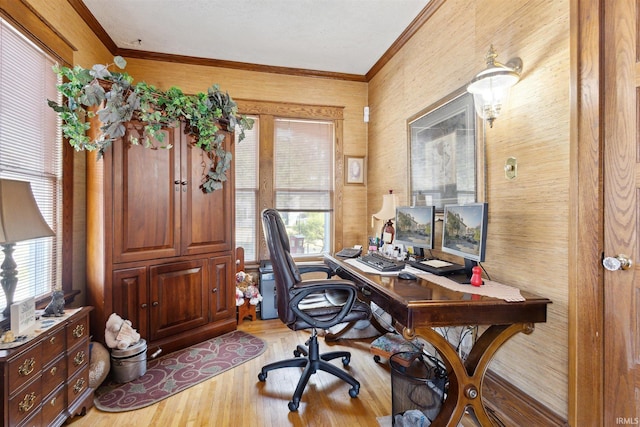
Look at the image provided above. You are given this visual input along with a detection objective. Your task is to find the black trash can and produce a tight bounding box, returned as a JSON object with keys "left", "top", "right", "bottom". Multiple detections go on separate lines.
{"left": 390, "top": 351, "right": 447, "bottom": 426}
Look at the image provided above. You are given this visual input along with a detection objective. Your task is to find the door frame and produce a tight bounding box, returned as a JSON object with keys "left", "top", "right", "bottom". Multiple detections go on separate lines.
{"left": 569, "top": 0, "right": 604, "bottom": 425}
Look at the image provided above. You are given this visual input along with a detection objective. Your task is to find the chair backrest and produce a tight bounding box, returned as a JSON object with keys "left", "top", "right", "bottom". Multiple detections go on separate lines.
{"left": 262, "top": 209, "right": 302, "bottom": 326}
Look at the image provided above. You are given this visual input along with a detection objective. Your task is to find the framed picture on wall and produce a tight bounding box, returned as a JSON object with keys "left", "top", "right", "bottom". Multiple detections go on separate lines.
{"left": 408, "top": 89, "right": 482, "bottom": 210}
{"left": 345, "top": 156, "right": 365, "bottom": 185}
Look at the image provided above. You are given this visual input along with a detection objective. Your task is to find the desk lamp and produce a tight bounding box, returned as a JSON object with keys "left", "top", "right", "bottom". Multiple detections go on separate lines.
{"left": 371, "top": 190, "right": 398, "bottom": 246}
{"left": 0, "top": 179, "right": 55, "bottom": 317}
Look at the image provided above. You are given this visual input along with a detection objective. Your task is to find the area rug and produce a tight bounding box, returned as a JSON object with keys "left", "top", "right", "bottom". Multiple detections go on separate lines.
{"left": 94, "top": 330, "right": 266, "bottom": 412}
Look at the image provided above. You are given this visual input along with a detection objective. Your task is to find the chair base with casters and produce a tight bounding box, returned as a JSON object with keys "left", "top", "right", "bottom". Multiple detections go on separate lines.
{"left": 258, "top": 328, "right": 360, "bottom": 411}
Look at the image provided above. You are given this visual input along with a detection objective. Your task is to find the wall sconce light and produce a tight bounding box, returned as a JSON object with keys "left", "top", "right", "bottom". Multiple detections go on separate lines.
{"left": 466, "top": 45, "right": 523, "bottom": 127}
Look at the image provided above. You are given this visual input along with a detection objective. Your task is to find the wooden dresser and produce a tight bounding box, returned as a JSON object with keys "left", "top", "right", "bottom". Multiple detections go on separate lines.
{"left": 0, "top": 307, "right": 94, "bottom": 427}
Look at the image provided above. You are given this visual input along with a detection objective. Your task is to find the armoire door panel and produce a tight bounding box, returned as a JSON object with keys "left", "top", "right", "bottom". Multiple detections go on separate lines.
{"left": 113, "top": 122, "right": 181, "bottom": 263}
{"left": 209, "top": 255, "right": 234, "bottom": 322}
{"left": 112, "top": 267, "right": 149, "bottom": 340}
{"left": 149, "top": 260, "right": 209, "bottom": 340}
{"left": 181, "top": 133, "right": 233, "bottom": 255}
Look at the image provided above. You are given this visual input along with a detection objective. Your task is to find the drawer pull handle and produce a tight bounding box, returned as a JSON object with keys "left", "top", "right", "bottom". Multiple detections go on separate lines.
{"left": 74, "top": 351, "right": 86, "bottom": 366}
{"left": 19, "top": 392, "right": 36, "bottom": 413}
{"left": 73, "top": 377, "right": 86, "bottom": 394}
{"left": 49, "top": 336, "right": 56, "bottom": 344}
{"left": 50, "top": 366, "right": 57, "bottom": 376}
{"left": 50, "top": 397, "right": 57, "bottom": 406}
{"left": 18, "top": 358, "right": 35, "bottom": 376}
{"left": 73, "top": 324, "right": 85, "bottom": 338}
{"left": 361, "top": 287, "right": 371, "bottom": 296}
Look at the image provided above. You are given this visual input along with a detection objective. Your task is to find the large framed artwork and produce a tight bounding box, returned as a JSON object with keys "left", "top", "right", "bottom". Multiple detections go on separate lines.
{"left": 408, "top": 89, "right": 481, "bottom": 211}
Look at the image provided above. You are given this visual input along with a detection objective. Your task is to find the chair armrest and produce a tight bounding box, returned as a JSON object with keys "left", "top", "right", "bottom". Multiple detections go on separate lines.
{"left": 289, "top": 279, "right": 360, "bottom": 329}
{"left": 297, "top": 263, "right": 335, "bottom": 278}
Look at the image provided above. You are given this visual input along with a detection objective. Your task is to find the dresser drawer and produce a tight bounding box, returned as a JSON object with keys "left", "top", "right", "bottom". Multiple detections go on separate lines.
{"left": 67, "top": 368, "right": 89, "bottom": 408}
{"left": 66, "top": 314, "right": 89, "bottom": 348}
{"left": 41, "top": 385, "right": 66, "bottom": 425}
{"left": 8, "top": 345, "right": 42, "bottom": 394}
{"left": 42, "top": 356, "right": 66, "bottom": 398}
{"left": 67, "top": 340, "right": 89, "bottom": 379}
{"left": 8, "top": 377, "right": 42, "bottom": 426}
{"left": 41, "top": 328, "right": 65, "bottom": 367}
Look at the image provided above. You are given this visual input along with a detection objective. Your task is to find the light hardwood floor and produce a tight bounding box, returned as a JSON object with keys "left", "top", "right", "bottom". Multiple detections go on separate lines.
{"left": 66, "top": 319, "right": 395, "bottom": 427}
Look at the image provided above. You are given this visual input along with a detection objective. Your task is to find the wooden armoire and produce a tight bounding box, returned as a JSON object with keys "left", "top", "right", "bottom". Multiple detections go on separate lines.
{"left": 85, "top": 119, "right": 236, "bottom": 356}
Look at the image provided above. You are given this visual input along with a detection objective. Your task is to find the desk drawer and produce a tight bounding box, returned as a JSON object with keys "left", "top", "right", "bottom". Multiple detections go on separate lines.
{"left": 8, "top": 377, "right": 42, "bottom": 426}
{"left": 42, "top": 356, "right": 66, "bottom": 398}
{"left": 42, "top": 385, "right": 66, "bottom": 424}
{"left": 66, "top": 314, "right": 89, "bottom": 348}
{"left": 8, "top": 345, "right": 42, "bottom": 393}
{"left": 67, "top": 368, "right": 89, "bottom": 407}
{"left": 41, "top": 328, "right": 65, "bottom": 366}
{"left": 67, "top": 340, "right": 89, "bottom": 379}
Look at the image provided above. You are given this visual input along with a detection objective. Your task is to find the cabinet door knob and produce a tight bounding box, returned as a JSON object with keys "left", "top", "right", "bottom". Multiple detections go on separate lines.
{"left": 212, "top": 288, "right": 218, "bottom": 293}
{"left": 152, "top": 301, "right": 159, "bottom": 306}
{"left": 141, "top": 303, "right": 148, "bottom": 308}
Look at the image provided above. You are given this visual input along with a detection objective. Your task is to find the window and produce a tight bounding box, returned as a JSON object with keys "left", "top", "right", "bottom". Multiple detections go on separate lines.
{"left": 274, "top": 119, "right": 333, "bottom": 256}
{"left": 235, "top": 104, "right": 341, "bottom": 263}
{"left": 0, "top": 18, "right": 62, "bottom": 313}
{"left": 235, "top": 116, "right": 259, "bottom": 261}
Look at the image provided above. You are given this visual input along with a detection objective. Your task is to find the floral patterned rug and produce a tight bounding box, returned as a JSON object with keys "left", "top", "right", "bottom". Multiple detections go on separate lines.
{"left": 94, "top": 330, "right": 266, "bottom": 412}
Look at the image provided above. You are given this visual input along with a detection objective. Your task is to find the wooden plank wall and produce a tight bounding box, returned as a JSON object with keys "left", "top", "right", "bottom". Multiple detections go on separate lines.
{"left": 367, "top": 0, "right": 570, "bottom": 418}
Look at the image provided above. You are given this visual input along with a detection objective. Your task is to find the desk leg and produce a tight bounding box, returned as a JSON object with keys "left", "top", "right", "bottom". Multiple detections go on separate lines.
{"left": 408, "top": 323, "right": 534, "bottom": 427}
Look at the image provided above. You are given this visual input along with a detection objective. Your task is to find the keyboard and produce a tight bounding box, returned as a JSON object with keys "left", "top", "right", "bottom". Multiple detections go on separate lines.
{"left": 407, "top": 259, "right": 465, "bottom": 276}
{"left": 356, "top": 252, "right": 405, "bottom": 272}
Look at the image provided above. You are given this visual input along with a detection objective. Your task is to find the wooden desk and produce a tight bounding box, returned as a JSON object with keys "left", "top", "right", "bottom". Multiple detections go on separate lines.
{"left": 324, "top": 255, "right": 551, "bottom": 427}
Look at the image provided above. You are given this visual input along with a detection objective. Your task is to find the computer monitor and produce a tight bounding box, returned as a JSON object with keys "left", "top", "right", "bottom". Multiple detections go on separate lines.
{"left": 441, "top": 202, "right": 488, "bottom": 274}
{"left": 394, "top": 205, "right": 436, "bottom": 253}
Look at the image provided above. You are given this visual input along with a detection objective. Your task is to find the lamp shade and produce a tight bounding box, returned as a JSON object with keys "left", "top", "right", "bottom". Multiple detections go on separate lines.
{"left": 467, "top": 68, "right": 520, "bottom": 124}
{"left": 0, "top": 179, "right": 54, "bottom": 244}
{"left": 371, "top": 191, "right": 398, "bottom": 227}
{"left": 466, "top": 45, "right": 522, "bottom": 127}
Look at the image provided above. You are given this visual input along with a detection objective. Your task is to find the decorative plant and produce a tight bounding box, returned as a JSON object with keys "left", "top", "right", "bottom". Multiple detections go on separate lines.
{"left": 48, "top": 56, "right": 253, "bottom": 192}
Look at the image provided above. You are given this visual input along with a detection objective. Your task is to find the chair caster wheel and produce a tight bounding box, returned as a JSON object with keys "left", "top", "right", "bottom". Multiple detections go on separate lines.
{"left": 342, "top": 356, "right": 350, "bottom": 366}
{"left": 373, "top": 355, "right": 381, "bottom": 363}
{"left": 288, "top": 400, "right": 299, "bottom": 411}
{"left": 258, "top": 372, "right": 267, "bottom": 381}
{"left": 349, "top": 386, "right": 359, "bottom": 398}
{"left": 293, "top": 350, "right": 301, "bottom": 357}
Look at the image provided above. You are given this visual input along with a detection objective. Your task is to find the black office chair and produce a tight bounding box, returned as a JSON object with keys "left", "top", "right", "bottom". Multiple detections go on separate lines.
{"left": 258, "top": 208, "right": 372, "bottom": 411}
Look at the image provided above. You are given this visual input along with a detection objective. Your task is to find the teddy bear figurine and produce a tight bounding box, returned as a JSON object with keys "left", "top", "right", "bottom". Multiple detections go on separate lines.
{"left": 104, "top": 313, "right": 141, "bottom": 350}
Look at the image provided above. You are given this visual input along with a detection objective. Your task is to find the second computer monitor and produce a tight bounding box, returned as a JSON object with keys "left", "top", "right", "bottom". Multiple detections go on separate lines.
{"left": 394, "top": 205, "right": 436, "bottom": 251}
{"left": 441, "top": 202, "right": 488, "bottom": 263}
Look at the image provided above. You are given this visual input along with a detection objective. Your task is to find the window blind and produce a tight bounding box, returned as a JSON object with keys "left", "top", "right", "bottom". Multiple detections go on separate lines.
{"left": 235, "top": 117, "right": 259, "bottom": 261}
{"left": 274, "top": 119, "right": 333, "bottom": 211}
{"left": 0, "top": 18, "right": 62, "bottom": 312}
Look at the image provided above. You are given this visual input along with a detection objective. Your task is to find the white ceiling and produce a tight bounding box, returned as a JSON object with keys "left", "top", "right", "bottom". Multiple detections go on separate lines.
{"left": 82, "top": 0, "right": 430, "bottom": 76}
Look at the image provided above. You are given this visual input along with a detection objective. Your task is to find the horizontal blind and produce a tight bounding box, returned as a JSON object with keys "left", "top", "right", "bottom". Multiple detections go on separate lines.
{"left": 235, "top": 116, "right": 259, "bottom": 261}
{"left": 274, "top": 118, "right": 333, "bottom": 211}
{"left": 0, "top": 18, "right": 61, "bottom": 311}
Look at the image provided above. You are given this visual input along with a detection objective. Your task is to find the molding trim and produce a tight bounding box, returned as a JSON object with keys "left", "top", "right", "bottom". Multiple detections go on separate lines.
{"left": 484, "top": 371, "right": 568, "bottom": 426}
{"left": 65, "top": 0, "right": 440, "bottom": 82}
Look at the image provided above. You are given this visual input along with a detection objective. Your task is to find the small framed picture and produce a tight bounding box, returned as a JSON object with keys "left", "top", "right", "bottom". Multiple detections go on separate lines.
{"left": 345, "top": 156, "right": 365, "bottom": 185}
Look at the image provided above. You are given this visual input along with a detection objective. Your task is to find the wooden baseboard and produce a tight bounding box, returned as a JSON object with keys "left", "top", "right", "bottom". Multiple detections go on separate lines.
{"left": 483, "top": 371, "right": 568, "bottom": 426}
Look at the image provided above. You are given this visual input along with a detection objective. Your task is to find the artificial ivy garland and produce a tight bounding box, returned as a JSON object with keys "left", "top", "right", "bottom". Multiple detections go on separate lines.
{"left": 48, "top": 56, "right": 253, "bottom": 192}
